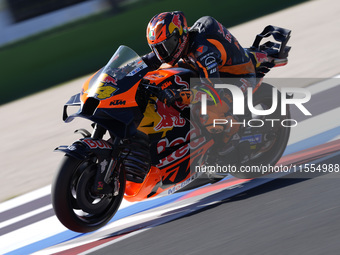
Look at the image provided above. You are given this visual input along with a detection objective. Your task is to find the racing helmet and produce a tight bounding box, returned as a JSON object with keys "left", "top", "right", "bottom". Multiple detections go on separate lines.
{"left": 146, "top": 11, "right": 188, "bottom": 65}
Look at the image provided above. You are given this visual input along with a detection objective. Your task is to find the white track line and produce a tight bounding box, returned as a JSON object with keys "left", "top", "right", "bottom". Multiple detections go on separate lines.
{"left": 0, "top": 204, "right": 52, "bottom": 229}
{"left": 0, "top": 185, "right": 51, "bottom": 213}
{"left": 307, "top": 74, "right": 340, "bottom": 95}
{"left": 0, "top": 217, "right": 67, "bottom": 255}
{"left": 288, "top": 107, "right": 340, "bottom": 145}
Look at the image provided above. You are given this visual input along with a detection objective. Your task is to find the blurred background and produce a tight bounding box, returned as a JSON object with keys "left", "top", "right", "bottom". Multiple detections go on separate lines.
{"left": 0, "top": 0, "right": 309, "bottom": 105}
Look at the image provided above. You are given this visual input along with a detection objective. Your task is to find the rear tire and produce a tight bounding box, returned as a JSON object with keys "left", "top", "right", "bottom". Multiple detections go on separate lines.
{"left": 230, "top": 83, "right": 291, "bottom": 179}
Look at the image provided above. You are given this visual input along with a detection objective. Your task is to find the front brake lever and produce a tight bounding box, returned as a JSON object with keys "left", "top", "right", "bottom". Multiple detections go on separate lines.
{"left": 141, "top": 83, "right": 161, "bottom": 97}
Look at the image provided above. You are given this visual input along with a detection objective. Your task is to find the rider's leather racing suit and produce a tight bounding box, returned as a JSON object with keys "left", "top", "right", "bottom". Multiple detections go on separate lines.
{"left": 142, "top": 16, "right": 256, "bottom": 139}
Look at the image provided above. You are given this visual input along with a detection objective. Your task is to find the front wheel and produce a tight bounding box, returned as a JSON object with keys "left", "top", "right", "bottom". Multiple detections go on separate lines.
{"left": 52, "top": 154, "right": 125, "bottom": 233}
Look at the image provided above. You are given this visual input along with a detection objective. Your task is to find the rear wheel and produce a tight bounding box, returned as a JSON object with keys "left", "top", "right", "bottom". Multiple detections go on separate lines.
{"left": 52, "top": 154, "right": 125, "bottom": 233}
{"left": 230, "top": 83, "right": 291, "bottom": 179}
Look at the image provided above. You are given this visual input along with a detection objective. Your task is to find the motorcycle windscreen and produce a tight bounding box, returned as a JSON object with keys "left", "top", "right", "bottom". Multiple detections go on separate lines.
{"left": 86, "top": 45, "right": 148, "bottom": 100}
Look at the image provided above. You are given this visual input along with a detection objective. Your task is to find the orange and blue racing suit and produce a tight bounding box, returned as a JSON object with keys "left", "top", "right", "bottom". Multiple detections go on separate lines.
{"left": 183, "top": 16, "right": 256, "bottom": 137}
{"left": 143, "top": 16, "right": 256, "bottom": 140}
{"left": 184, "top": 16, "right": 255, "bottom": 83}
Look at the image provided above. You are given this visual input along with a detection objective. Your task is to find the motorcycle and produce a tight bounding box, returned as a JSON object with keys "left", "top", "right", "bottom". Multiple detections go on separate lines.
{"left": 52, "top": 25, "right": 291, "bottom": 232}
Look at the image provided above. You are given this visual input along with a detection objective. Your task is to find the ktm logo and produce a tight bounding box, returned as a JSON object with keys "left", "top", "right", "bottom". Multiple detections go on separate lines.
{"left": 110, "top": 100, "right": 126, "bottom": 106}
{"left": 161, "top": 81, "right": 172, "bottom": 90}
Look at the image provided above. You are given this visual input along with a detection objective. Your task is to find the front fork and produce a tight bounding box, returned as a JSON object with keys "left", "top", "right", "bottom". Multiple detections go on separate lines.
{"left": 91, "top": 124, "right": 122, "bottom": 196}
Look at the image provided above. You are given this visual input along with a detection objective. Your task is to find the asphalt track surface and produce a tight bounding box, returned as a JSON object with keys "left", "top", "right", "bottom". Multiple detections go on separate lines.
{"left": 1, "top": 0, "right": 340, "bottom": 254}
{"left": 92, "top": 169, "right": 340, "bottom": 255}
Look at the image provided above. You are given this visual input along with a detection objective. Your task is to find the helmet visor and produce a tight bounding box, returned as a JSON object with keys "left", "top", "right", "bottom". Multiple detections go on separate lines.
{"left": 151, "top": 33, "right": 179, "bottom": 63}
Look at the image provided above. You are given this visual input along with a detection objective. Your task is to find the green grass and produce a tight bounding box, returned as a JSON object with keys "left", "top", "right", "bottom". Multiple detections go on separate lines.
{"left": 0, "top": 0, "right": 310, "bottom": 105}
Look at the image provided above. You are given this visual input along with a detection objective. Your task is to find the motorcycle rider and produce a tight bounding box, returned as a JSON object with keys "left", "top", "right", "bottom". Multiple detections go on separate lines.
{"left": 142, "top": 11, "right": 262, "bottom": 141}
{"left": 125, "top": 11, "right": 270, "bottom": 183}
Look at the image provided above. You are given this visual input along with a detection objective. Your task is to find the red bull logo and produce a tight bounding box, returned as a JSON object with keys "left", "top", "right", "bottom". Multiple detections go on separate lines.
{"left": 217, "top": 22, "right": 232, "bottom": 43}
{"left": 169, "top": 14, "right": 183, "bottom": 35}
{"left": 172, "top": 14, "right": 181, "bottom": 29}
{"left": 102, "top": 75, "right": 117, "bottom": 85}
{"left": 154, "top": 100, "right": 186, "bottom": 131}
{"left": 253, "top": 52, "right": 269, "bottom": 67}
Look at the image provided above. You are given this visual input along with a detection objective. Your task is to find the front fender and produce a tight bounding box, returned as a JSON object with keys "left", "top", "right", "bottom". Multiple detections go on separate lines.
{"left": 55, "top": 138, "right": 113, "bottom": 160}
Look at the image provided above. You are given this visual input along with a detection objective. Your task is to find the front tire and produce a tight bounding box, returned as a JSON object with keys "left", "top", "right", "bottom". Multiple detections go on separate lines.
{"left": 52, "top": 154, "right": 125, "bottom": 233}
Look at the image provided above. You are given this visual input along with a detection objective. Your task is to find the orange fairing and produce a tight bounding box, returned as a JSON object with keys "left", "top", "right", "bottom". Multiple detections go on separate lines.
{"left": 80, "top": 46, "right": 148, "bottom": 109}
{"left": 81, "top": 72, "right": 140, "bottom": 109}
{"left": 124, "top": 139, "right": 214, "bottom": 202}
{"left": 144, "top": 68, "right": 182, "bottom": 85}
{"left": 124, "top": 166, "right": 162, "bottom": 202}
{"left": 98, "top": 81, "right": 140, "bottom": 108}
